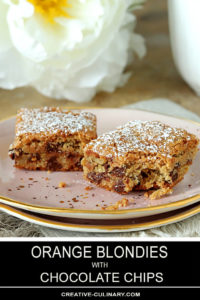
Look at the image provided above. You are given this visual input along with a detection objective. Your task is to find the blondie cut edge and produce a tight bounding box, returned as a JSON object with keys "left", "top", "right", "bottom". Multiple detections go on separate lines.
{"left": 9, "top": 107, "right": 97, "bottom": 171}
{"left": 82, "top": 120, "right": 199, "bottom": 199}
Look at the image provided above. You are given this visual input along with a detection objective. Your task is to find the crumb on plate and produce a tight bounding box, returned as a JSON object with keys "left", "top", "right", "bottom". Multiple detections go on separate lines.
{"left": 58, "top": 181, "right": 67, "bottom": 188}
{"left": 101, "top": 198, "right": 129, "bottom": 210}
{"left": 85, "top": 186, "right": 93, "bottom": 191}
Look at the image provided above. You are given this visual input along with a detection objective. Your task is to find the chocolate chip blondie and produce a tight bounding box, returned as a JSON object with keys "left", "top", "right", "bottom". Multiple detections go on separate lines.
{"left": 82, "top": 120, "right": 199, "bottom": 199}
{"left": 9, "top": 107, "right": 97, "bottom": 171}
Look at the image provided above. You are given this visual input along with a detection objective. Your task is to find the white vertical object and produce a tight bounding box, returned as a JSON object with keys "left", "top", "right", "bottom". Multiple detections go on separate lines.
{"left": 168, "top": 0, "right": 200, "bottom": 96}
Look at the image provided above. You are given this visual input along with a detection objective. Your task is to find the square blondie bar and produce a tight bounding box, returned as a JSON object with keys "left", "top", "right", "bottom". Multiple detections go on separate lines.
{"left": 82, "top": 120, "right": 199, "bottom": 199}
{"left": 9, "top": 107, "right": 97, "bottom": 171}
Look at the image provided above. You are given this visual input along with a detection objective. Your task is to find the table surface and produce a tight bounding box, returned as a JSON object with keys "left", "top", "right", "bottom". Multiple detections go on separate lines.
{"left": 0, "top": 0, "right": 200, "bottom": 120}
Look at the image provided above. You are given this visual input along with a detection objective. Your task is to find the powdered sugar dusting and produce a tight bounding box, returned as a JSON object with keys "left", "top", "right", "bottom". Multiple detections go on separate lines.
{"left": 88, "top": 120, "right": 191, "bottom": 158}
{"left": 16, "top": 107, "right": 96, "bottom": 136}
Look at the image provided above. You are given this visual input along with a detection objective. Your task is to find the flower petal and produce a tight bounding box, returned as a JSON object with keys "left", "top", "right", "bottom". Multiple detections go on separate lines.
{"left": 0, "top": 0, "right": 146, "bottom": 102}
{"left": 32, "top": 8, "right": 146, "bottom": 102}
{"left": 0, "top": 2, "right": 12, "bottom": 53}
{"left": 0, "top": 48, "right": 42, "bottom": 89}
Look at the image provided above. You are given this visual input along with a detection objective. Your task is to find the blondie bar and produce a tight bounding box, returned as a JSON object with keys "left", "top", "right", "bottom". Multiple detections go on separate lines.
{"left": 82, "top": 120, "right": 199, "bottom": 199}
{"left": 9, "top": 107, "right": 97, "bottom": 171}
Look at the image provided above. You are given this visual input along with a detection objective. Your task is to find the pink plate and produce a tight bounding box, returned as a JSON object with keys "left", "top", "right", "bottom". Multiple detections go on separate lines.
{"left": 0, "top": 201, "right": 199, "bottom": 233}
{"left": 0, "top": 108, "right": 200, "bottom": 220}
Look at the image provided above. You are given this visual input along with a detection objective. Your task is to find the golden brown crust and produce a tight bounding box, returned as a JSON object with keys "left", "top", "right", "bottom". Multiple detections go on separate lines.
{"left": 84, "top": 120, "right": 198, "bottom": 163}
{"left": 9, "top": 107, "right": 97, "bottom": 171}
{"left": 12, "top": 107, "right": 96, "bottom": 149}
{"left": 82, "top": 120, "right": 199, "bottom": 198}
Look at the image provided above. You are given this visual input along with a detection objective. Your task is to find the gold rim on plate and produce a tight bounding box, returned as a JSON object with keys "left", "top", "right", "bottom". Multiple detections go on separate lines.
{"left": 0, "top": 108, "right": 200, "bottom": 215}
{"left": 0, "top": 202, "right": 200, "bottom": 231}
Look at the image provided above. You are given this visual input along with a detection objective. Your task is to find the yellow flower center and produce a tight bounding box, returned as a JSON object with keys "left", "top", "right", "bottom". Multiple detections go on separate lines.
{"left": 28, "top": 0, "right": 72, "bottom": 23}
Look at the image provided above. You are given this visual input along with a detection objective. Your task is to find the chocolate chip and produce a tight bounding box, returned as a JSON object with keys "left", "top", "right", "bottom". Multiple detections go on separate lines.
{"left": 171, "top": 172, "right": 178, "bottom": 182}
{"left": 169, "top": 169, "right": 178, "bottom": 182}
{"left": 141, "top": 171, "right": 148, "bottom": 178}
{"left": 36, "top": 153, "right": 41, "bottom": 161}
{"left": 32, "top": 139, "right": 40, "bottom": 143}
{"left": 111, "top": 167, "right": 125, "bottom": 177}
{"left": 66, "top": 153, "right": 76, "bottom": 158}
{"left": 47, "top": 156, "right": 62, "bottom": 171}
{"left": 114, "top": 180, "right": 125, "bottom": 193}
{"left": 87, "top": 172, "right": 106, "bottom": 184}
{"left": 9, "top": 150, "right": 15, "bottom": 160}
{"left": 104, "top": 162, "right": 110, "bottom": 171}
{"left": 170, "top": 164, "right": 180, "bottom": 182}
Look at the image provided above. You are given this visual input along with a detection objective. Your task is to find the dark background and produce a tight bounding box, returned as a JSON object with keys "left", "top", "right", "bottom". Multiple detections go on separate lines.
{"left": 0, "top": 241, "right": 199, "bottom": 299}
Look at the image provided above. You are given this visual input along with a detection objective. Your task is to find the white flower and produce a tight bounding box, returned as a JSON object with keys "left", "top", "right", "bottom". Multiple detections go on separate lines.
{"left": 0, "top": 0, "right": 146, "bottom": 102}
